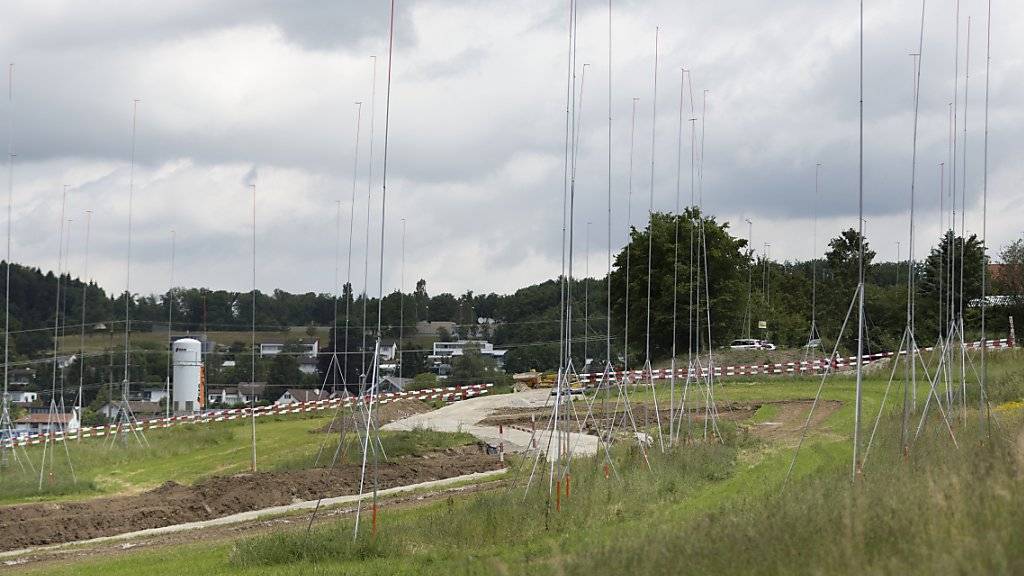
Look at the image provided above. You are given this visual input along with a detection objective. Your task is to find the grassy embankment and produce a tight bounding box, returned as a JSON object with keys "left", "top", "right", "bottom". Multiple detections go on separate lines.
{"left": 56, "top": 327, "right": 331, "bottom": 355}
{"left": 0, "top": 410, "right": 474, "bottom": 505}
{"left": 15, "top": 350, "right": 1024, "bottom": 575}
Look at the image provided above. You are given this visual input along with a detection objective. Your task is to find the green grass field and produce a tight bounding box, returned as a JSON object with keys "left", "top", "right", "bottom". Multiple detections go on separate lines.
{"left": 11, "top": 349, "right": 1024, "bottom": 575}
{"left": 0, "top": 410, "right": 475, "bottom": 505}
{"left": 56, "top": 326, "right": 331, "bottom": 355}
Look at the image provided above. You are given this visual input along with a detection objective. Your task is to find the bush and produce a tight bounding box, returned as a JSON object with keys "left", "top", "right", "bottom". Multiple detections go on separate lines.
{"left": 406, "top": 372, "right": 438, "bottom": 391}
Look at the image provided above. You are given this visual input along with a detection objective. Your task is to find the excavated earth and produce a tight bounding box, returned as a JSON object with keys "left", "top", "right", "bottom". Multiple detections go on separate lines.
{"left": 0, "top": 445, "right": 500, "bottom": 552}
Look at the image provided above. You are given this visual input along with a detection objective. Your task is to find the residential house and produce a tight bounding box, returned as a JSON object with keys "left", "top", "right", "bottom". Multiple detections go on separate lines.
{"left": 275, "top": 388, "right": 330, "bottom": 406}
{"left": 8, "top": 390, "right": 38, "bottom": 404}
{"left": 260, "top": 339, "right": 319, "bottom": 358}
{"left": 414, "top": 321, "right": 458, "bottom": 338}
{"left": 99, "top": 401, "right": 163, "bottom": 421}
{"left": 9, "top": 368, "right": 35, "bottom": 387}
{"left": 207, "top": 382, "right": 267, "bottom": 406}
{"left": 131, "top": 386, "right": 169, "bottom": 404}
{"left": 239, "top": 382, "right": 267, "bottom": 404}
{"left": 378, "top": 375, "right": 411, "bottom": 394}
{"left": 207, "top": 387, "right": 243, "bottom": 406}
{"left": 14, "top": 412, "right": 80, "bottom": 435}
{"left": 259, "top": 342, "right": 285, "bottom": 356}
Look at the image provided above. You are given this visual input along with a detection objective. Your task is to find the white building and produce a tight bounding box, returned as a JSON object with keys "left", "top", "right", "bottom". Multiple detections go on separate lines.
{"left": 8, "top": 391, "right": 38, "bottom": 404}
{"left": 134, "top": 387, "right": 169, "bottom": 404}
{"left": 260, "top": 339, "right": 319, "bottom": 358}
{"left": 99, "top": 401, "right": 163, "bottom": 421}
{"left": 207, "top": 382, "right": 266, "bottom": 406}
{"left": 275, "top": 388, "right": 330, "bottom": 406}
{"left": 430, "top": 340, "right": 507, "bottom": 367}
{"left": 15, "top": 411, "right": 80, "bottom": 435}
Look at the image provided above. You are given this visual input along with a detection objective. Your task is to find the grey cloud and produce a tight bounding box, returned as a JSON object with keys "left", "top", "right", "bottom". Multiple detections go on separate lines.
{"left": 0, "top": 0, "right": 1021, "bottom": 299}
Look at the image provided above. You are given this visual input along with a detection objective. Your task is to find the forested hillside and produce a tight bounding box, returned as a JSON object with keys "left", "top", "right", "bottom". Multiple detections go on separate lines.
{"left": 2, "top": 213, "right": 1020, "bottom": 388}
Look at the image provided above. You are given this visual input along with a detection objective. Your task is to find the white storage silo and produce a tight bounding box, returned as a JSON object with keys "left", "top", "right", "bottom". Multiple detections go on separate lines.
{"left": 172, "top": 338, "right": 203, "bottom": 413}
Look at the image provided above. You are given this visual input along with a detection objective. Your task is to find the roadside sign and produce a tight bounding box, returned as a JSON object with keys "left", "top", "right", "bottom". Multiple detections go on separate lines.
{"left": 757, "top": 320, "right": 767, "bottom": 329}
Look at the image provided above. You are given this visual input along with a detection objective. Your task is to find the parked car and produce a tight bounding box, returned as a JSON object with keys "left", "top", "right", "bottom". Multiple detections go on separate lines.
{"left": 728, "top": 339, "right": 776, "bottom": 350}
{"left": 729, "top": 339, "right": 761, "bottom": 350}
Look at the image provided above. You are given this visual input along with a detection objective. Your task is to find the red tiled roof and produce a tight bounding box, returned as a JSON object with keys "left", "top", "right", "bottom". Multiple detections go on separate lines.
{"left": 16, "top": 413, "right": 74, "bottom": 424}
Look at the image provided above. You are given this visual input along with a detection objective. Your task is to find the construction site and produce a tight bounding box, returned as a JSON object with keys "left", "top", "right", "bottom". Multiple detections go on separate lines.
{"left": 2, "top": 0, "right": 1024, "bottom": 573}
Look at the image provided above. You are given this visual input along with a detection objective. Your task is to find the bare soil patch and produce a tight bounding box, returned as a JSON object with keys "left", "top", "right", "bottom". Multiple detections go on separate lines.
{"left": 747, "top": 400, "right": 843, "bottom": 443}
{"left": 0, "top": 445, "right": 500, "bottom": 552}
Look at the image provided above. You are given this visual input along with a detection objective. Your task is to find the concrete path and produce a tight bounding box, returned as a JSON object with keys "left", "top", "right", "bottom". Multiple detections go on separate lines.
{"left": 382, "top": 389, "right": 599, "bottom": 458}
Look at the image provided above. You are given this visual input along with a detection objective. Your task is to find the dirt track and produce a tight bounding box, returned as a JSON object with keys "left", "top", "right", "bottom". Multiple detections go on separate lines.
{"left": 0, "top": 446, "right": 500, "bottom": 552}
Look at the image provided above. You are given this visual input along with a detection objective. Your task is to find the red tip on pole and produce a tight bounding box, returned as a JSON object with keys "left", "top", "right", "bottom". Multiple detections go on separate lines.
{"left": 371, "top": 501, "right": 378, "bottom": 536}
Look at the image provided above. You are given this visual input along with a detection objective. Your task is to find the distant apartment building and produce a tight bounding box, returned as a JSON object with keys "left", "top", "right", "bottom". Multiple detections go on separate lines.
{"left": 259, "top": 339, "right": 319, "bottom": 358}
{"left": 429, "top": 340, "right": 507, "bottom": 374}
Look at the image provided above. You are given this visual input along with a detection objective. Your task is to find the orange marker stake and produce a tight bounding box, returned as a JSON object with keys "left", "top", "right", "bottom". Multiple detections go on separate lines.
{"left": 603, "top": 463, "right": 609, "bottom": 479}
{"left": 371, "top": 501, "right": 378, "bottom": 536}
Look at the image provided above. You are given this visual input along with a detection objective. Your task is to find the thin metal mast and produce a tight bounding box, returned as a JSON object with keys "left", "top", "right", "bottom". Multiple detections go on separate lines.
{"left": 249, "top": 183, "right": 257, "bottom": 472}
{"left": 979, "top": 0, "right": 991, "bottom": 431}
{"left": 605, "top": 0, "right": 613, "bottom": 372}
{"left": 584, "top": 220, "right": 590, "bottom": 364}
{"left": 329, "top": 199, "right": 341, "bottom": 394}
{"left": 40, "top": 186, "right": 73, "bottom": 488}
{"left": 949, "top": 0, "right": 960, "bottom": 356}
{"left": 353, "top": 0, "right": 396, "bottom": 541}
{"left": 958, "top": 17, "right": 971, "bottom": 419}
{"left": 2, "top": 63, "right": 15, "bottom": 461}
{"left": 77, "top": 210, "right": 92, "bottom": 437}
{"left": 123, "top": 100, "right": 139, "bottom": 397}
{"left": 745, "top": 217, "right": 753, "bottom": 338}
{"left": 812, "top": 163, "right": 821, "bottom": 338}
{"left": 903, "top": 0, "right": 927, "bottom": 443}
{"left": 852, "top": 0, "right": 866, "bottom": 481}
{"left": 623, "top": 97, "right": 638, "bottom": 374}
{"left": 643, "top": 26, "right": 664, "bottom": 452}
{"left": 399, "top": 218, "right": 406, "bottom": 379}
{"left": 669, "top": 67, "right": 685, "bottom": 444}
{"left": 165, "top": 228, "right": 174, "bottom": 420}
{"left": 644, "top": 27, "right": 658, "bottom": 365}
{"left": 361, "top": 56, "right": 378, "bottom": 388}
{"left": 343, "top": 102, "right": 363, "bottom": 388}
{"left": 937, "top": 162, "right": 944, "bottom": 341}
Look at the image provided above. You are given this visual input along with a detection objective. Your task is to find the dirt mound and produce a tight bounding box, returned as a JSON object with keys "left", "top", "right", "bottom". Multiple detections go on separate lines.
{"left": 317, "top": 399, "right": 433, "bottom": 433}
{"left": 0, "top": 446, "right": 500, "bottom": 552}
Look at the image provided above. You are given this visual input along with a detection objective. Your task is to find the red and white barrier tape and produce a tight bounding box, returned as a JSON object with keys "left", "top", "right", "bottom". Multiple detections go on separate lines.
{"left": 578, "top": 337, "right": 1012, "bottom": 383}
{"left": 4, "top": 383, "right": 493, "bottom": 449}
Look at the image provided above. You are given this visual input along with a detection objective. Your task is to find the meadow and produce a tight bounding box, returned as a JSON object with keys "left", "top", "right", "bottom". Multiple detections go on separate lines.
{"left": 10, "top": 349, "right": 1024, "bottom": 575}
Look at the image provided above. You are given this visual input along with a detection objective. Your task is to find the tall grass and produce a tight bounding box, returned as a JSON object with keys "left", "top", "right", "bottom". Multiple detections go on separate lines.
{"left": 567, "top": 417, "right": 1024, "bottom": 575}
{"left": 230, "top": 437, "right": 740, "bottom": 570}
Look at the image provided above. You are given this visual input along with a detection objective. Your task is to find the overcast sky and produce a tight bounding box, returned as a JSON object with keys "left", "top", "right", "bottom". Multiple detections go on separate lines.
{"left": 0, "top": 0, "right": 1020, "bottom": 301}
